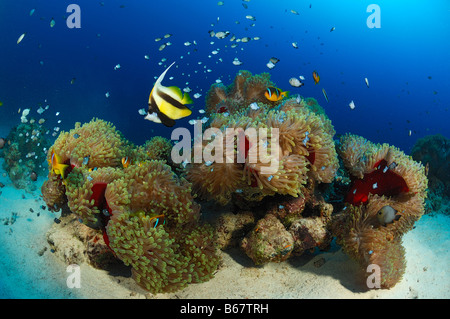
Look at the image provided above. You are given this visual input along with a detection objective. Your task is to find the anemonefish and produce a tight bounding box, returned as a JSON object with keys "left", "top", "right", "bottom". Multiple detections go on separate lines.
{"left": 145, "top": 62, "right": 193, "bottom": 127}
{"left": 312, "top": 70, "right": 320, "bottom": 85}
{"left": 50, "top": 150, "right": 69, "bottom": 179}
{"left": 149, "top": 214, "right": 166, "bottom": 228}
{"left": 134, "top": 210, "right": 166, "bottom": 228}
{"left": 377, "top": 205, "right": 401, "bottom": 226}
{"left": 264, "top": 87, "right": 289, "bottom": 102}
{"left": 121, "top": 156, "right": 132, "bottom": 168}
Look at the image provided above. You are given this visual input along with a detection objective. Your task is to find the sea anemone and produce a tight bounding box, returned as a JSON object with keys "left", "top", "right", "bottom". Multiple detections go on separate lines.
{"left": 333, "top": 134, "right": 428, "bottom": 288}
{"left": 187, "top": 71, "right": 339, "bottom": 206}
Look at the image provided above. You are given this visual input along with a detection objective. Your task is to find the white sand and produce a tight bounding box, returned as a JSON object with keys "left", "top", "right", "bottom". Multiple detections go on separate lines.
{"left": 1, "top": 167, "right": 449, "bottom": 299}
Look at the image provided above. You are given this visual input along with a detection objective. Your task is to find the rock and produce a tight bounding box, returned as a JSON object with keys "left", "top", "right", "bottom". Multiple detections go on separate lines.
{"left": 46, "top": 223, "right": 86, "bottom": 265}
{"left": 46, "top": 214, "right": 120, "bottom": 268}
{"left": 215, "top": 211, "right": 255, "bottom": 249}
{"left": 313, "top": 257, "right": 326, "bottom": 268}
{"left": 241, "top": 214, "right": 294, "bottom": 265}
{"left": 289, "top": 216, "right": 332, "bottom": 255}
{"left": 37, "top": 246, "right": 47, "bottom": 257}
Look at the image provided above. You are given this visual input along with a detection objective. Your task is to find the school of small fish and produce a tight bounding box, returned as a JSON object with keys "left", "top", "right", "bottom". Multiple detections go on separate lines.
{"left": 6, "top": 1, "right": 428, "bottom": 147}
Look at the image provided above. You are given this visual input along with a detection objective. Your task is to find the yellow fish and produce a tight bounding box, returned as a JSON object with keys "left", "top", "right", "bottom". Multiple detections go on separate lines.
{"left": 264, "top": 87, "right": 289, "bottom": 102}
{"left": 121, "top": 156, "right": 132, "bottom": 168}
{"left": 144, "top": 62, "right": 193, "bottom": 127}
{"left": 313, "top": 70, "right": 320, "bottom": 84}
{"left": 50, "top": 150, "right": 69, "bottom": 179}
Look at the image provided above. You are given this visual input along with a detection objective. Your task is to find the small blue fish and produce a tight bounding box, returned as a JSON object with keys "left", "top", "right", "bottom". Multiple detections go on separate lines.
{"left": 303, "top": 131, "right": 310, "bottom": 146}
{"left": 388, "top": 162, "right": 398, "bottom": 170}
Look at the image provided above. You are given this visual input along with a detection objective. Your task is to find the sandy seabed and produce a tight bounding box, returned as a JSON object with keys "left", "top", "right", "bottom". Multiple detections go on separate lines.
{"left": 0, "top": 172, "right": 449, "bottom": 299}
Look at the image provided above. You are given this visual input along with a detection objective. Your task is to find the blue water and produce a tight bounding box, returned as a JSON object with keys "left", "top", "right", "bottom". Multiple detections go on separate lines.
{"left": 0, "top": 0, "right": 448, "bottom": 153}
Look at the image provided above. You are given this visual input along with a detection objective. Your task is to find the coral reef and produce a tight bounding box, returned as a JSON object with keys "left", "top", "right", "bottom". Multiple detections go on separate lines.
{"left": 188, "top": 71, "right": 338, "bottom": 265}
{"left": 64, "top": 166, "right": 124, "bottom": 228}
{"left": 124, "top": 136, "right": 174, "bottom": 168}
{"left": 0, "top": 121, "right": 51, "bottom": 190}
{"left": 187, "top": 71, "right": 339, "bottom": 206}
{"left": 411, "top": 134, "right": 450, "bottom": 201}
{"left": 332, "top": 133, "right": 428, "bottom": 288}
{"left": 238, "top": 185, "right": 334, "bottom": 265}
{"left": 205, "top": 70, "right": 276, "bottom": 115}
{"left": 41, "top": 173, "right": 67, "bottom": 212}
{"left": 241, "top": 213, "right": 294, "bottom": 264}
{"left": 142, "top": 136, "right": 173, "bottom": 162}
{"left": 47, "top": 118, "right": 130, "bottom": 170}
{"left": 41, "top": 118, "right": 220, "bottom": 294}
{"left": 105, "top": 161, "right": 220, "bottom": 293}
{"left": 215, "top": 211, "right": 255, "bottom": 249}
{"left": 39, "top": 73, "right": 433, "bottom": 293}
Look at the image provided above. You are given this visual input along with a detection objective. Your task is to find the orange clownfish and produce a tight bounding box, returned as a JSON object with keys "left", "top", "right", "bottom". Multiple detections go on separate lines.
{"left": 50, "top": 150, "right": 69, "bottom": 179}
{"left": 149, "top": 214, "right": 166, "bottom": 228}
{"left": 312, "top": 70, "right": 320, "bottom": 85}
{"left": 264, "top": 87, "right": 289, "bottom": 102}
{"left": 122, "top": 157, "right": 132, "bottom": 168}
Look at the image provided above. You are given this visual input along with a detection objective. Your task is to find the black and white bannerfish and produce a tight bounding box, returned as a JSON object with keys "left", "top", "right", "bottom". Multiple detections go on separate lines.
{"left": 144, "top": 62, "right": 193, "bottom": 127}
